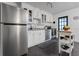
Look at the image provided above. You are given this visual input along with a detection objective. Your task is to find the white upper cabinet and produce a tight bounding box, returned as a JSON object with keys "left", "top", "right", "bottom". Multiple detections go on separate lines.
{"left": 41, "top": 10, "right": 47, "bottom": 23}
{"left": 46, "top": 12, "right": 53, "bottom": 23}
{"left": 22, "top": 3, "right": 34, "bottom": 23}
{"left": 41, "top": 10, "right": 53, "bottom": 23}
{"left": 22, "top": 3, "right": 53, "bottom": 23}
{"left": 22, "top": 3, "right": 34, "bottom": 10}
{"left": 46, "top": 13, "right": 50, "bottom": 22}
{"left": 50, "top": 14, "right": 53, "bottom": 22}
{"left": 33, "top": 8, "right": 41, "bottom": 19}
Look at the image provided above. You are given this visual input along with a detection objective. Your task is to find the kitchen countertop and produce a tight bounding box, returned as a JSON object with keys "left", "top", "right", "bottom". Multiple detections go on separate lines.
{"left": 28, "top": 28, "right": 45, "bottom": 31}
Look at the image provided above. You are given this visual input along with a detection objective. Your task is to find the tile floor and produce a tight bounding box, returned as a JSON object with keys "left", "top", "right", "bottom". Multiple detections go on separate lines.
{"left": 27, "top": 39, "right": 79, "bottom": 56}
{"left": 28, "top": 39, "right": 59, "bottom": 56}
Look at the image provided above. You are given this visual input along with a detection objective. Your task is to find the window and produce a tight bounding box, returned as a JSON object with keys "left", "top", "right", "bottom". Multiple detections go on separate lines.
{"left": 58, "top": 16, "right": 68, "bottom": 31}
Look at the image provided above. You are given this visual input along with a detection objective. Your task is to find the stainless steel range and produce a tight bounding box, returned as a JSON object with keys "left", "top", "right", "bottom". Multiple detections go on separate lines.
{"left": 0, "top": 3, "right": 28, "bottom": 56}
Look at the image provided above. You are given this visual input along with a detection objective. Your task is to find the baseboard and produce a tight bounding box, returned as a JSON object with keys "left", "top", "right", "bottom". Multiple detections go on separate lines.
{"left": 21, "top": 53, "right": 28, "bottom": 56}
{"left": 74, "top": 40, "right": 79, "bottom": 43}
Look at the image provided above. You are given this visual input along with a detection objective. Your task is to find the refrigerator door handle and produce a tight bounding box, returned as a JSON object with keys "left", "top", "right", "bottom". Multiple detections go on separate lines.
{"left": 3, "top": 23, "right": 27, "bottom": 26}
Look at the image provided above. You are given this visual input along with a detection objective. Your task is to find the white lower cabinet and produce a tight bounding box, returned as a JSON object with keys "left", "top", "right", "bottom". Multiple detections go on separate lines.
{"left": 39, "top": 30, "right": 45, "bottom": 43}
{"left": 33, "top": 30, "right": 45, "bottom": 46}
{"left": 34, "top": 31, "right": 40, "bottom": 45}
{"left": 28, "top": 31, "right": 34, "bottom": 48}
{"left": 28, "top": 30, "right": 45, "bottom": 48}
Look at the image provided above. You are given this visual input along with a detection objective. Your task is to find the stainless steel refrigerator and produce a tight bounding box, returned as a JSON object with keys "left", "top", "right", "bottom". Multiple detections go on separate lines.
{"left": 0, "top": 3, "right": 28, "bottom": 56}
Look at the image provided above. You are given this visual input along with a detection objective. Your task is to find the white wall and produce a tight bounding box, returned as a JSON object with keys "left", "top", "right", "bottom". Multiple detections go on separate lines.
{"left": 54, "top": 7, "right": 79, "bottom": 42}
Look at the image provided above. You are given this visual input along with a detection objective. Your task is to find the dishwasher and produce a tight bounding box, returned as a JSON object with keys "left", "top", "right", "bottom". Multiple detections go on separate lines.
{"left": 45, "top": 26, "right": 52, "bottom": 41}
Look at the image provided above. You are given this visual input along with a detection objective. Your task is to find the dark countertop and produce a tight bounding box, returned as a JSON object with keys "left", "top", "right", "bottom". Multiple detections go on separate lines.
{"left": 28, "top": 28, "right": 45, "bottom": 31}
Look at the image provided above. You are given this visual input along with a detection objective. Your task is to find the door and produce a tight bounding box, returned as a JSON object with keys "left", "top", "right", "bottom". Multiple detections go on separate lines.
{"left": 0, "top": 24, "right": 3, "bottom": 56}
{"left": 0, "top": 3, "right": 1, "bottom": 22}
{"left": 0, "top": 24, "right": 1, "bottom": 55}
{"left": 2, "top": 3, "right": 27, "bottom": 24}
{"left": 2, "top": 24, "right": 27, "bottom": 56}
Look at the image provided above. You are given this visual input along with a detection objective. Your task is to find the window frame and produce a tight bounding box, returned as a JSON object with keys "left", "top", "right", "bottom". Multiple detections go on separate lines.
{"left": 58, "top": 16, "right": 68, "bottom": 31}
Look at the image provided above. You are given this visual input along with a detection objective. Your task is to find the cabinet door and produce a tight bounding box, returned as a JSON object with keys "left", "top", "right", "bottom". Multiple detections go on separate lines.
{"left": 28, "top": 30, "right": 45, "bottom": 48}
{"left": 33, "top": 8, "right": 38, "bottom": 18}
{"left": 28, "top": 31, "right": 34, "bottom": 48}
{"left": 34, "top": 31, "right": 40, "bottom": 45}
{"left": 46, "top": 14, "right": 50, "bottom": 22}
{"left": 50, "top": 15, "right": 53, "bottom": 22}
{"left": 33, "top": 8, "right": 41, "bottom": 19}
{"left": 40, "top": 30, "right": 45, "bottom": 43}
{"left": 46, "top": 13, "right": 53, "bottom": 22}
{"left": 35, "top": 30, "right": 45, "bottom": 44}
{"left": 28, "top": 31, "right": 40, "bottom": 48}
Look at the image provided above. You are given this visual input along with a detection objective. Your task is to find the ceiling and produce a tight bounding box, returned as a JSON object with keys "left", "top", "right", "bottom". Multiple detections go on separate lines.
{"left": 27, "top": 2, "right": 79, "bottom": 14}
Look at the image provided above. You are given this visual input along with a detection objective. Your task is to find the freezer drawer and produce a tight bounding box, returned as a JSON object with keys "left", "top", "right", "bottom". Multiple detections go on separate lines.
{"left": 1, "top": 3, "right": 27, "bottom": 24}
{"left": 2, "top": 25, "right": 27, "bottom": 56}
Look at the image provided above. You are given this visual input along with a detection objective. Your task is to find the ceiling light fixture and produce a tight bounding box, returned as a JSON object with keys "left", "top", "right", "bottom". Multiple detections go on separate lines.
{"left": 47, "top": 2, "right": 53, "bottom": 8}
